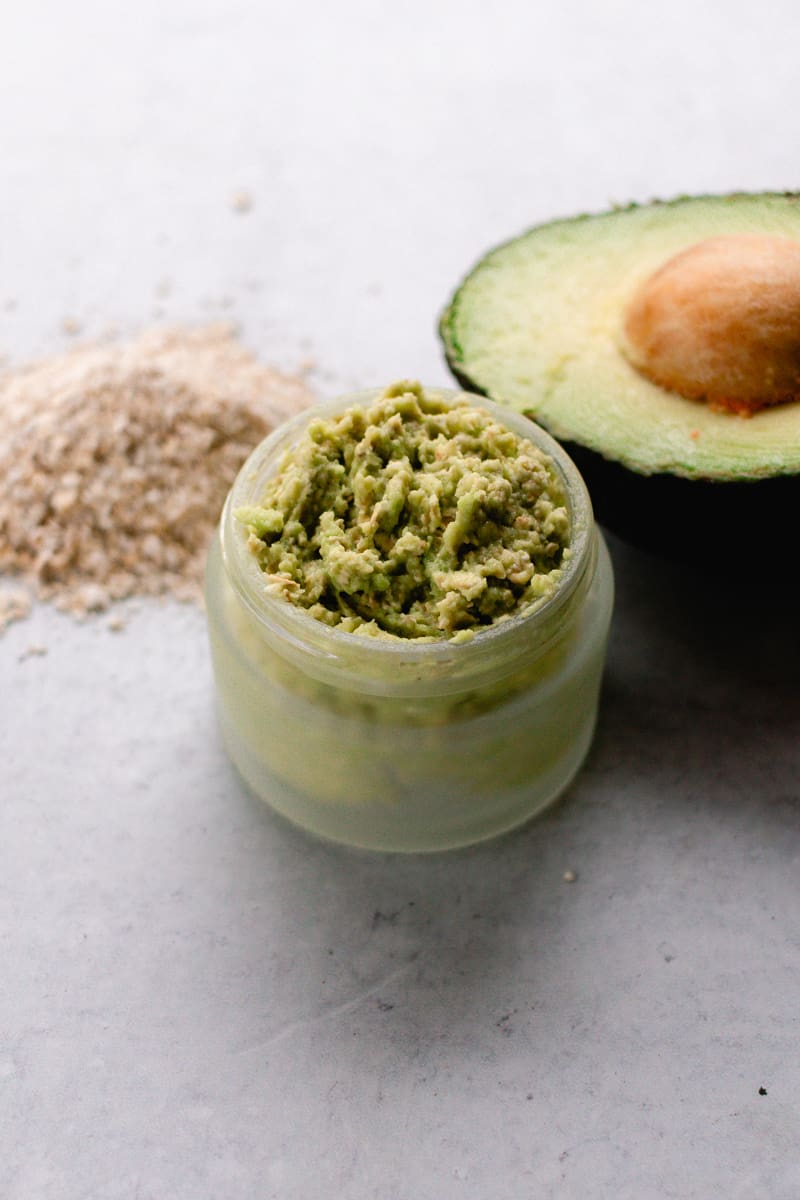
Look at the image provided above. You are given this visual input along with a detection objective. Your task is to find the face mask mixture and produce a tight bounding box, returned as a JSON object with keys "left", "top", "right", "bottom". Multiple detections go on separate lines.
{"left": 236, "top": 381, "right": 570, "bottom": 640}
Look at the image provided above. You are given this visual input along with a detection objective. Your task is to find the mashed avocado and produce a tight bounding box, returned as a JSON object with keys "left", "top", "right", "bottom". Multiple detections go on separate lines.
{"left": 235, "top": 382, "right": 570, "bottom": 640}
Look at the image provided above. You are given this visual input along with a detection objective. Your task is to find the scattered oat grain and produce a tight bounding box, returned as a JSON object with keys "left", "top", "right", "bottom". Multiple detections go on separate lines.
{"left": 18, "top": 643, "right": 48, "bottom": 661}
{"left": 0, "top": 588, "right": 33, "bottom": 633}
{"left": 562, "top": 870, "right": 577, "bottom": 883}
{"left": 231, "top": 190, "right": 253, "bottom": 214}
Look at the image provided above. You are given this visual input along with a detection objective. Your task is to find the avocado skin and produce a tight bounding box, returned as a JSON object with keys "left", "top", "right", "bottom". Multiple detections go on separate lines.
{"left": 439, "top": 193, "right": 800, "bottom": 570}
{"left": 557, "top": 440, "right": 795, "bottom": 570}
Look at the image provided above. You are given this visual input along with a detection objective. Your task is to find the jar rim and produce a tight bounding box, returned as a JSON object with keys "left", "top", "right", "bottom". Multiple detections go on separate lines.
{"left": 219, "top": 386, "right": 595, "bottom": 674}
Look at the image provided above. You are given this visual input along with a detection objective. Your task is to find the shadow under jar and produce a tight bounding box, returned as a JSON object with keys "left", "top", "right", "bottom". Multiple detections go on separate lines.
{"left": 205, "top": 389, "right": 614, "bottom": 852}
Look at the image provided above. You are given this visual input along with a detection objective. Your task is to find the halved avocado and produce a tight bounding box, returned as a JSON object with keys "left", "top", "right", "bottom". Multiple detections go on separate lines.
{"left": 440, "top": 193, "right": 800, "bottom": 567}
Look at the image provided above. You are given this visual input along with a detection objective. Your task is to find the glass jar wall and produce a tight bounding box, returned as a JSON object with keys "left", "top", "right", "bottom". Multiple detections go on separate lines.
{"left": 205, "top": 390, "right": 614, "bottom": 852}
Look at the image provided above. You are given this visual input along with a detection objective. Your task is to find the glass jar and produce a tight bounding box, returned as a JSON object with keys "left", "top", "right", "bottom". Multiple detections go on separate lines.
{"left": 205, "top": 389, "right": 614, "bottom": 852}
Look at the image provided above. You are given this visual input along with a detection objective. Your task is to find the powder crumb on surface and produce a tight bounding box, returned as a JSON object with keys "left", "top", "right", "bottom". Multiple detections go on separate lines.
{"left": 61, "top": 317, "right": 82, "bottom": 336}
{"left": 18, "top": 643, "right": 48, "bottom": 661}
{"left": 230, "top": 190, "right": 253, "bottom": 214}
{"left": 107, "top": 615, "right": 127, "bottom": 633}
{"left": 562, "top": 869, "right": 578, "bottom": 883}
{"left": 0, "top": 323, "right": 315, "bottom": 628}
{"left": 0, "top": 588, "right": 33, "bottom": 633}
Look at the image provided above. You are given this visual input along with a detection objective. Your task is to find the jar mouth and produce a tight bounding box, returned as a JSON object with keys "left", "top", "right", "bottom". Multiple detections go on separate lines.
{"left": 219, "top": 387, "right": 595, "bottom": 689}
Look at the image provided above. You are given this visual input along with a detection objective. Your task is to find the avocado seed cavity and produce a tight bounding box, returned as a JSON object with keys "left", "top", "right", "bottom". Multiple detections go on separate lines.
{"left": 621, "top": 235, "right": 800, "bottom": 414}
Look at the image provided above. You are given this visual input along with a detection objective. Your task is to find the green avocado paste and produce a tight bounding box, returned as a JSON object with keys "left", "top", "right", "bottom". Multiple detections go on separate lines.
{"left": 235, "top": 382, "right": 570, "bottom": 640}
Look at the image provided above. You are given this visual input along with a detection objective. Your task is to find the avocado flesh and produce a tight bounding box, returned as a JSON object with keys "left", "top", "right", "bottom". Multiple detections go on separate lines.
{"left": 440, "top": 193, "right": 800, "bottom": 482}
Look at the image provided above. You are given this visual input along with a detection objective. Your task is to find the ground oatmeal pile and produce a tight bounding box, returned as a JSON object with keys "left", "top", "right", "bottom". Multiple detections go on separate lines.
{"left": 0, "top": 324, "right": 313, "bottom": 630}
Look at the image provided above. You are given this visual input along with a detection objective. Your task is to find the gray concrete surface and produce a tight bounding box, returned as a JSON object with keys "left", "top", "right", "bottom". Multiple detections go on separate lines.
{"left": 1, "top": 3, "right": 799, "bottom": 1197}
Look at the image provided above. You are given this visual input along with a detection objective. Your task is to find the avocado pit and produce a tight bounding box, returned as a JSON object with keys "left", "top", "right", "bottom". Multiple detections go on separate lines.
{"left": 621, "top": 234, "right": 800, "bottom": 414}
